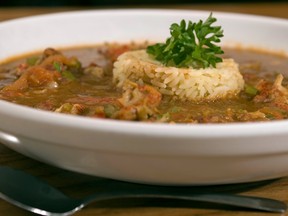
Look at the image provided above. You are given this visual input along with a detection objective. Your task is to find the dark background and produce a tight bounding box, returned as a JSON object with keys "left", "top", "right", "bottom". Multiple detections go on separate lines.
{"left": 0, "top": 0, "right": 287, "bottom": 7}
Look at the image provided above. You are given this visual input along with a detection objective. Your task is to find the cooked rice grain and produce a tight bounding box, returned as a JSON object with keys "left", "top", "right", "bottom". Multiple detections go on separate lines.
{"left": 113, "top": 50, "right": 244, "bottom": 101}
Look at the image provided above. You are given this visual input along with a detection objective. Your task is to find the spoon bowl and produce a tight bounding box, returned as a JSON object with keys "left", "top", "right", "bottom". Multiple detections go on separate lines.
{"left": 0, "top": 166, "right": 286, "bottom": 215}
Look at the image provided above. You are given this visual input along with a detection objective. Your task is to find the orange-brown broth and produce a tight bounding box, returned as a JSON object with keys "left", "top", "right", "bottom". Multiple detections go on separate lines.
{"left": 0, "top": 45, "right": 288, "bottom": 123}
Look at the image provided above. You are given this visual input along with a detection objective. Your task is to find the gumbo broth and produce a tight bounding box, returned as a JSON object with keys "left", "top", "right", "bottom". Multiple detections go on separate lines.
{"left": 0, "top": 43, "right": 288, "bottom": 123}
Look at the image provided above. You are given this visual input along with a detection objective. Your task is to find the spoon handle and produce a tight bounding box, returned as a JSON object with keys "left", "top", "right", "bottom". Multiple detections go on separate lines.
{"left": 0, "top": 165, "right": 286, "bottom": 214}
{"left": 82, "top": 190, "right": 287, "bottom": 213}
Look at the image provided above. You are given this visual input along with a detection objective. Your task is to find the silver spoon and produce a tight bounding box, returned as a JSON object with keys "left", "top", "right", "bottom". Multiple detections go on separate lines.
{"left": 0, "top": 166, "right": 286, "bottom": 216}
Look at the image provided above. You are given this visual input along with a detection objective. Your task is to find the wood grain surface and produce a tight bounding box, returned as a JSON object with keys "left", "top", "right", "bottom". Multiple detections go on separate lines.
{"left": 1, "top": 3, "right": 288, "bottom": 216}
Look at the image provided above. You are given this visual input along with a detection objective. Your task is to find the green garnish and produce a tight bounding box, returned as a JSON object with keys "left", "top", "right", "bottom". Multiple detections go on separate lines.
{"left": 146, "top": 13, "right": 224, "bottom": 69}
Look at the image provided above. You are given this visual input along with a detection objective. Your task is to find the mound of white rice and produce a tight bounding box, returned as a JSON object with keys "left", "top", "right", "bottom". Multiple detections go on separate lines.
{"left": 113, "top": 50, "right": 244, "bottom": 101}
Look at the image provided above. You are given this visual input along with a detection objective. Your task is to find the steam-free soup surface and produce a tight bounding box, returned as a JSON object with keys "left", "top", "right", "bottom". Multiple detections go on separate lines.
{"left": 1, "top": 43, "right": 288, "bottom": 123}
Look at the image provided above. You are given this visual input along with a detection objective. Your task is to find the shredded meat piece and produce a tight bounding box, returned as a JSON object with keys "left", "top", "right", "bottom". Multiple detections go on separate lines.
{"left": 235, "top": 110, "right": 268, "bottom": 122}
{"left": 103, "top": 42, "right": 149, "bottom": 62}
{"left": 254, "top": 74, "right": 288, "bottom": 111}
{"left": 1, "top": 48, "right": 82, "bottom": 94}
{"left": 119, "top": 81, "right": 161, "bottom": 107}
{"left": 2, "top": 66, "right": 61, "bottom": 92}
{"left": 66, "top": 96, "right": 119, "bottom": 106}
{"left": 55, "top": 103, "right": 87, "bottom": 115}
{"left": 115, "top": 81, "right": 162, "bottom": 121}
{"left": 83, "top": 63, "right": 104, "bottom": 79}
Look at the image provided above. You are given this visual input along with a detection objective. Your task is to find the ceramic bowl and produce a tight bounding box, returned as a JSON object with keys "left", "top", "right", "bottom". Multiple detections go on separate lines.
{"left": 0, "top": 9, "right": 288, "bottom": 185}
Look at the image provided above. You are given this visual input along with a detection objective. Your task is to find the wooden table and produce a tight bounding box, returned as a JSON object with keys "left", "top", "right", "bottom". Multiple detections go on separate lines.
{"left": 1, "top": 3, "right": 288, "bottom": 216}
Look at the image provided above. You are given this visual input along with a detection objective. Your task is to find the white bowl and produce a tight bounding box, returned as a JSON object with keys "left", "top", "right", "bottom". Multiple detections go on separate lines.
{"left": 1, "top": 9, "right": 288, "bottom": 185}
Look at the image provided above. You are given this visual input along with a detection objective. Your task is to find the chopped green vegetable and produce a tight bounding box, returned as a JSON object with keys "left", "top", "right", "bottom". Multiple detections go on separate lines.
{"left": 26, "top": 56, "right": 39, "bottom": 66}
{"left": 53, "top": 62, "right": 62, "bottom": 72}
{"left": 53, "top": 62, "right": 76, "bottom": 80}
{"left": 104, "top": 104, "right": 118, "bottom": 117}
{"left": 157, "top": 112, "right": 170, "bottom": 121}
{"left": 62, "top": 70, "right": 76, "bottom": 81}
{"left": 170, "top": 106, "right": 182, "bottom": 113}
{"left": 146, "top": 13, "right": 224, "bottom": 69}
{"left": 244, "top": 84, "right": 259, "bottom": 96}
{"left": 265, "top": 113, "right": 275, "bottom": 120}
{"left": 67, "top": 58, "right": 82, "bottom": 69}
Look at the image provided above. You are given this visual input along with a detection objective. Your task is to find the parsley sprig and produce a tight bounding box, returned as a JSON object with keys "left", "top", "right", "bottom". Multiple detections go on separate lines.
{"left": 146, "top": 13, "right": 224, "bottom": 69}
